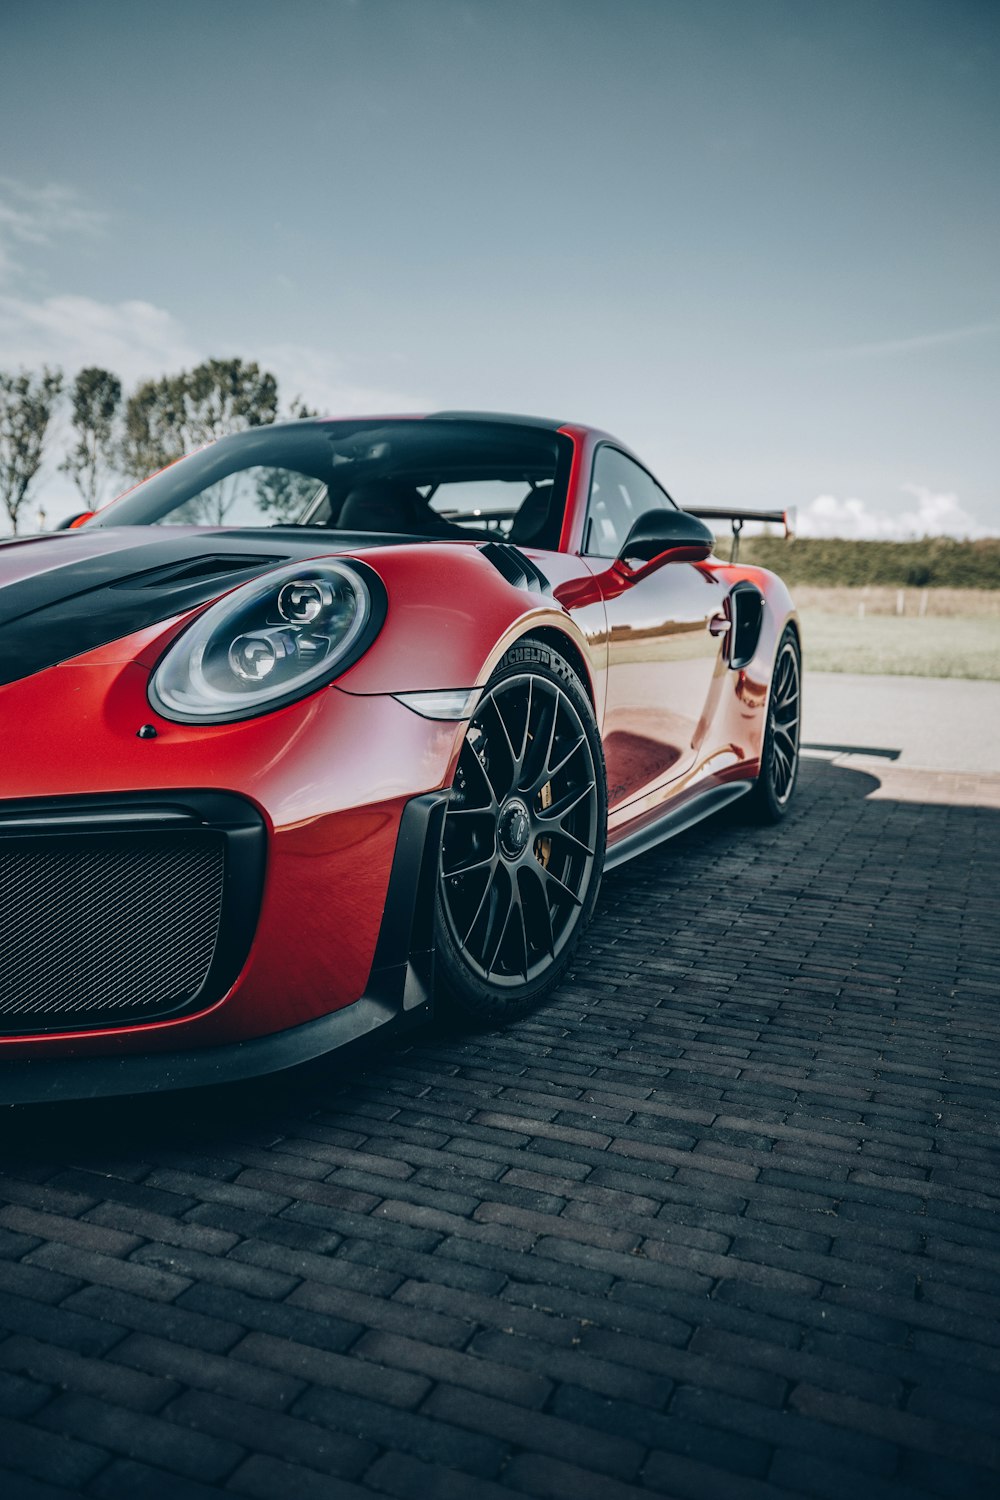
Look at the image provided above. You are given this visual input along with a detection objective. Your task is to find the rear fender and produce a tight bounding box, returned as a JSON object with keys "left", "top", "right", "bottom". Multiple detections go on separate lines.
{"left": 710, "top": 564, "right": 799, "bottom": 768}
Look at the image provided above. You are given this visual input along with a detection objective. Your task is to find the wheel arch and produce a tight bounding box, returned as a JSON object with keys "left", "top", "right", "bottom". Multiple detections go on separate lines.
{"left": 435, "top": 621, "right": 607, "bottom": 1022}
{"left": 784, "top": 611, "right": 802, "bottom": 655}
{"left": 758, "top": 608, "right": 801, "bottom": 722}
{"left": 746, "top": 611, "right": 802, "bottom": 821}
{"left": 510, "top": 624, "right": 597, "bottom": 709}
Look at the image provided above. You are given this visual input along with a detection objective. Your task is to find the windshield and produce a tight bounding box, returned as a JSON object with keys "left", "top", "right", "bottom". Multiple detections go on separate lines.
{"left": 93, "top": 418, "right": 573, "bottom": 549}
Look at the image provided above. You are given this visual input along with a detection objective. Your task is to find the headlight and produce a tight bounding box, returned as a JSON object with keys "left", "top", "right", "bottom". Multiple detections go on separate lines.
{"left": 149, "top": 560, "right": 384, "bottom": 723}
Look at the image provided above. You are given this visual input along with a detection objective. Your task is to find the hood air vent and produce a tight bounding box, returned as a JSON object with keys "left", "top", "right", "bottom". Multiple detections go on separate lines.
{"left": 478, "top": 542, "right": 549, "bottom": 594}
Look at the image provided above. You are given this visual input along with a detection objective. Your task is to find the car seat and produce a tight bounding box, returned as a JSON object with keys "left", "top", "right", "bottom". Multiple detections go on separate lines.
{"left": 339, "top": 480, "right": 495, "bottom": 541}
{"left": 508, "top": 483, "right": 555, "bottom": 547}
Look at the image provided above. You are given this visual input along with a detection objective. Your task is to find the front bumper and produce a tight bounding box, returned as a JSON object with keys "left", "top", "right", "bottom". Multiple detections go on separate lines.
{"left": 0, "top": 790, "right": 447, "bottom": 1105}
{"left": 0, "top": 639, "right": 463, "bottom": 1100}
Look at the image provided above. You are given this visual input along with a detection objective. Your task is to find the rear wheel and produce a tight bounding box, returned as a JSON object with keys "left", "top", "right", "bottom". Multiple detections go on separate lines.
{"left": 435, "top": 640, "right": 606, "bottom": 1025}
{"left": 747, "top": 625, "right": 801, "bottom": 822}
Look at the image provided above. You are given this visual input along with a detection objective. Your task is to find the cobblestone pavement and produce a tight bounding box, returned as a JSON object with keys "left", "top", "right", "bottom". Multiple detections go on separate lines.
{"left": 1, "top": 756, "right": 999, "bottom": 1500}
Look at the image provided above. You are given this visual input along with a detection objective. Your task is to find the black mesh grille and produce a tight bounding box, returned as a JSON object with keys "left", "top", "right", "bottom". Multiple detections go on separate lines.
{"left": 0, "top": 832, "right": 225, "bottom": 1029}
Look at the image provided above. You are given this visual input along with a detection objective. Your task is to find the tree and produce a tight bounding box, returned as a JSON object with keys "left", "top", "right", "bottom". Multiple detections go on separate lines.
{"left": 119, "top": 372, "right": 190, "bottom": 482}
{"left": 119, "top": 359, "right": 280, "bottom": 525}
{"left": 254, "top": 466, "right": 323, "bottom": 524}
{"left": 288, "top": 398, "right": 318, "bottom": 420}
{"left": 254, "top": 397, "right": 321, "bottom": 522}
{"left": 61, "top": 366, "right": 122, "bottom": 508}
{"left": 0, "top": 367, "right": 63, "bottom": 534}
{"left": 181, "top": 358, "right": 278, "bottom": 447}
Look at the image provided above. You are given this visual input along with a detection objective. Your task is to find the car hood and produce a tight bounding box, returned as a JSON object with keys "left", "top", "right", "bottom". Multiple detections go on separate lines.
{"left": 0, "top": 525, "right": 410, "bottom": 687}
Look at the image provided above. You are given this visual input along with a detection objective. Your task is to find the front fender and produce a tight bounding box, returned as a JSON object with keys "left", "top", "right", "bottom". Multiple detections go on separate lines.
{"left": 334, "top": 542, "right": 600, "bottom": 702}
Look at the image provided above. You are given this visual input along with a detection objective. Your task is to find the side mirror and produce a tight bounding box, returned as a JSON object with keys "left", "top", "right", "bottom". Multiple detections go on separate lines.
{"left": 56, "top": 511, "right": 95, "bottom": 531}
{"left": 618, "top": 508, "right": 714, "bottom": 571}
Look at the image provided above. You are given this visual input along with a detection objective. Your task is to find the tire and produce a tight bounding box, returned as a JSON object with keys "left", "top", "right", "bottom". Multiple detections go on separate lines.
{"left": 746, "top": 624, "right": 801, "bottom": 823}
{"left": 435, "top": 637, "right": 607, "bottom": 1026}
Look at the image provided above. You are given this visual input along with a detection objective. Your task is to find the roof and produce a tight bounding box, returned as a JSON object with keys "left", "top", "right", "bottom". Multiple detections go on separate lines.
{"left": 430, "top": 410, "right": 566, "bottom": 430}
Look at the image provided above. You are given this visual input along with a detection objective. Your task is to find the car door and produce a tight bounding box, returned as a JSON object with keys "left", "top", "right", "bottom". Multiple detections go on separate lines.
{"left": 583, "top": 445, "right": 727, "bottom": 813}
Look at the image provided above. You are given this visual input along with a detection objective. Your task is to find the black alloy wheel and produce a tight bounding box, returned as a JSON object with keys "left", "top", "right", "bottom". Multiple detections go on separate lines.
{"left": 435, "top": 641, "right": 606, "bottom": 1023}
{"left": 748, "top": 625, "right": 801, "bottom": 821}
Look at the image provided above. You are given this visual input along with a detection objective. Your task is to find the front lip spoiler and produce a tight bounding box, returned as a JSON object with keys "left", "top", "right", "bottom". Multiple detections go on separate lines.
{"left": 0, "top": 790, "right": 447, "bottom": 1106}
{"left": 0, "top": 994, "right": 404, "bottom": 1106}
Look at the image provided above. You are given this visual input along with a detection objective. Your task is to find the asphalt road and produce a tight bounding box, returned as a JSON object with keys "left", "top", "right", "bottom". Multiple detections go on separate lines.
{"left": 1, "top": 710, "right": 999, "bottom": 1498}
{"left": 804, "top": 671, "right": 1000, "bottom": 774}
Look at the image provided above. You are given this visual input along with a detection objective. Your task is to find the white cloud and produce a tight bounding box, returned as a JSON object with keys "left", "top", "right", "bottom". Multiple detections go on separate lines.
{"left": 816, "top": 317, "right": 1000, "bottom": 361}
{"left": 897, "top": 482, "right": 995, "bottom": 538}
{"left": 0, "top": 175, "right": 425, "bottom": 411}
{"left": 0, "top": 178, "right": 200, "bottom": 387}
{"left": 0, "top": 293, "right": 200, "bottom": 383}
{"left": 796, "top": 485, "right": 997, "bottom": 540}
{"left": 0, "top": 177, "right": 105, "bottom": 281}
{"left": 0, "top": 294, "right": 427, "bottom": 416}
{"left": 0, "top": 176, "right": 422, "bottom": 533}
{"left": 0, "top": 291, "right": 428, "bottom": 531}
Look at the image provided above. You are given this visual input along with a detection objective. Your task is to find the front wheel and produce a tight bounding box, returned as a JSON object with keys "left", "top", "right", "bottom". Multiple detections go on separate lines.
{"left": 435, "top": 639, "right": 607, "bottom": 1025}
{"left": 747, "top": 625, "right": 801, "bottom": 822}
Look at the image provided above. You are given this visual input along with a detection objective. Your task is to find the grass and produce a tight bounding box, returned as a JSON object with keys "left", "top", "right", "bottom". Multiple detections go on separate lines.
{"left": 601, "top": 588, "right": 999, "bottom": 680}
{"left": 799, "top": 608, "right": 1000, "bottom": 680}
{"left": 606, "top": 588, "right": 999, "bottom": 679}
{"left": 716, "top": 545, "right": 1000, "bottom": 678}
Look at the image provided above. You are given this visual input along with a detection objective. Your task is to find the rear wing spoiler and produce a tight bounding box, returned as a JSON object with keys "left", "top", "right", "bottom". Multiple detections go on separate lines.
{"left": 688, "top": 506, "right": 796, "bottom": 563}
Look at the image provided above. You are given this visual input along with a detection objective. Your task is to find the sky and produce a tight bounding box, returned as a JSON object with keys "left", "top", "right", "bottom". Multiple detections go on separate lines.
{"left": 0, "top": 0, "right": 997, "bottom": 535}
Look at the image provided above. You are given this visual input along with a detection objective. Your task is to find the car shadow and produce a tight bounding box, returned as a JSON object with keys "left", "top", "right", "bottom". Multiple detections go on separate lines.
{"left": 0, "top": 753, "right": 986, "bottom": 1161}
{"left": 802, "top": 740, "right": 901, "bottom": 759}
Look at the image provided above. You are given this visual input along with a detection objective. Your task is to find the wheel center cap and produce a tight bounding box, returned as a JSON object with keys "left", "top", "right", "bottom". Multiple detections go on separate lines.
{"left": 498, "top": 798, "right": 531, "bottom": 860}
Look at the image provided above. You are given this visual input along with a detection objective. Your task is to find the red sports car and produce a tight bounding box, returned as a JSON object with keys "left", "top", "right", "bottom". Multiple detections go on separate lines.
{"left": 0, "top": 413, "right": 800, "bottom": 1104}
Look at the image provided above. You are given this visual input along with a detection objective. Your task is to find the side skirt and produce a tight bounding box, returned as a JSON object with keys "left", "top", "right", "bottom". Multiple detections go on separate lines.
{"left": 604, "top": 779, "right": 753, "bottom": 872}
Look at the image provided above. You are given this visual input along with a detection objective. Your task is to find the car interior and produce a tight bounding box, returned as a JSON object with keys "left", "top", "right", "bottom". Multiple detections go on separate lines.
{"left": 102, "top": 418, "right": 571, "bottom": 549}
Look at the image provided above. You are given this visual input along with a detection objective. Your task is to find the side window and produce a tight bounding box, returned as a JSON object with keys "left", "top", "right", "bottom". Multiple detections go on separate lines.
{"left": 584, "top": 447, "right": 675, "bottom": 558}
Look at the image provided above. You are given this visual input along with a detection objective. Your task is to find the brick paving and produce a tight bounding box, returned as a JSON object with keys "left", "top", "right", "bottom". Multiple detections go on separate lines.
{"left": 1, "top": 755, "right": 999, "bottom": 1499}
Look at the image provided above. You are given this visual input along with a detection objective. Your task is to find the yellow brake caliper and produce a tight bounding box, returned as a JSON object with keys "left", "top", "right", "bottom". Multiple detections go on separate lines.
{"left": 537, "top": 780, "right": 552, "bottom": 868}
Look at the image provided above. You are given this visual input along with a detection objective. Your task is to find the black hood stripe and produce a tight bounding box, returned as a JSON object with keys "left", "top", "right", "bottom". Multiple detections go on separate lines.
{"left": 0, "top": 528, "right": 411, "bottom": 687}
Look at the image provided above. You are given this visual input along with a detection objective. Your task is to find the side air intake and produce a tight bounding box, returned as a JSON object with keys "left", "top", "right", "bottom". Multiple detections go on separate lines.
{"left": 730, "top": 583, "right": 765, "bottom": 670}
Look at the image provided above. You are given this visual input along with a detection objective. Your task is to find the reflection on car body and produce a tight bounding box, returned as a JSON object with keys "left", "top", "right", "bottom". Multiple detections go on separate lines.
{"left": 0, "top": 412, "right": 800, "bottom": 1104}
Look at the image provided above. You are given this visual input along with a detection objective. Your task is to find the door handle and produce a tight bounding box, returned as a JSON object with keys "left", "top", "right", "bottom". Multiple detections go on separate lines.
{"left": 709, "top": 614, "right": 731, "bottom": 636}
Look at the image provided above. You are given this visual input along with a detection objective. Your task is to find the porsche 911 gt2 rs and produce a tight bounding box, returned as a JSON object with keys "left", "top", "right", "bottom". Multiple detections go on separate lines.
{"left": 0, "top": 412, "right": 800, "bottom": 1103}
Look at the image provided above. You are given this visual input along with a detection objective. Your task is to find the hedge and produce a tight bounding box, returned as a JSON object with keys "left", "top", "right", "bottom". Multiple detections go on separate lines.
{"left": 735, "top": 536, "right": 1000, "bottom": 589}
